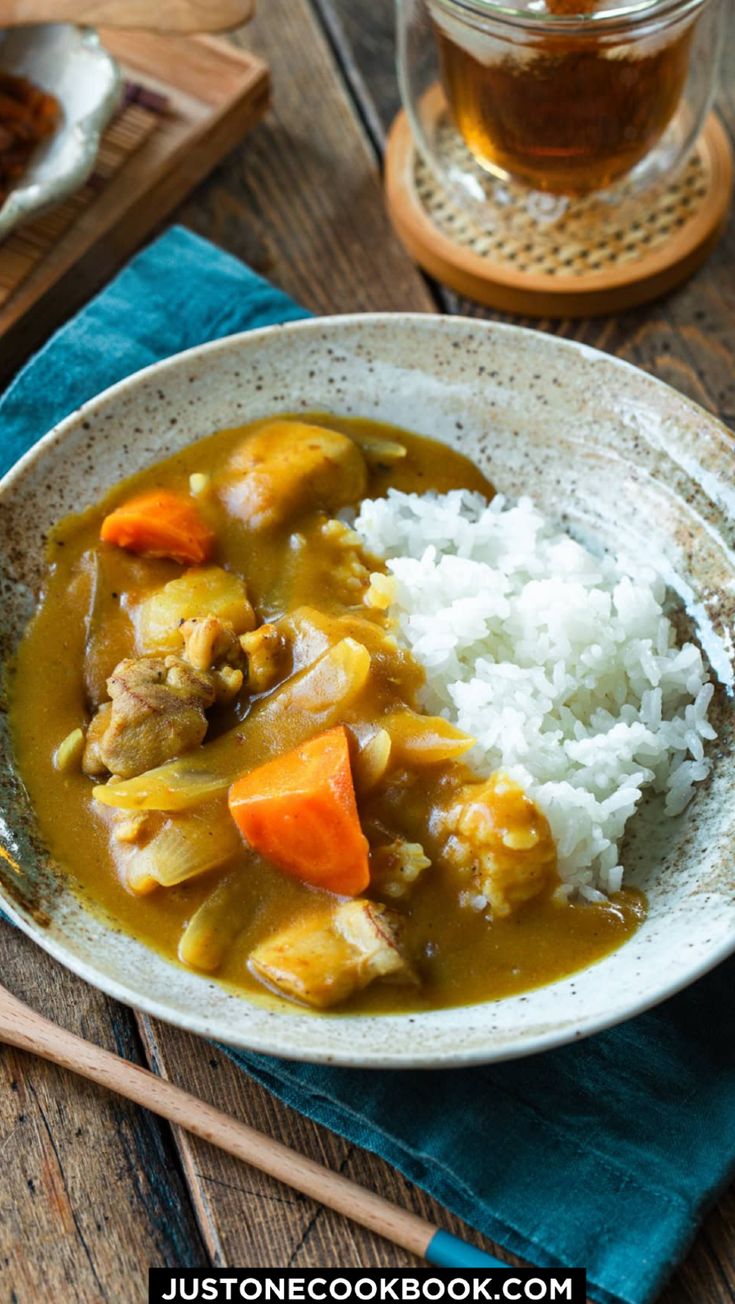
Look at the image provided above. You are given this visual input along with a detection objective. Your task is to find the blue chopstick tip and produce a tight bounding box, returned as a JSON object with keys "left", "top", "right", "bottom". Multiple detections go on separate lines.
{"left": 426, "top": 1229, "right": 507, "bottom": 1270}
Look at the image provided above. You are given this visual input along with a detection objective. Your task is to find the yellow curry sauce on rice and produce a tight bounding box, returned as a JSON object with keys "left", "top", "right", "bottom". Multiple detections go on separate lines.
{"left": 10, "top": 414, "right": 714, "bottom": 1014}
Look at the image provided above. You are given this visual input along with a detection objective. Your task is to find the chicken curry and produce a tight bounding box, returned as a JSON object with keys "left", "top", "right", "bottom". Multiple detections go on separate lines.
{"left": 9, "top": 415, "right": 644, "bottom": 1013}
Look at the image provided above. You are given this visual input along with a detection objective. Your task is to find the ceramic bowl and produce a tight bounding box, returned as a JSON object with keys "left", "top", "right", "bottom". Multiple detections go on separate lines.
{"left": 1, "top": 315, "right": 734, "bottom": 1068}
{"left": 0, "top": 24, "right": 122, "bottom": 240}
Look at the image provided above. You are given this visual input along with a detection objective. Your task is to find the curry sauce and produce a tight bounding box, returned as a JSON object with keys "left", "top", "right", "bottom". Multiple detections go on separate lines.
{"left": 9, "top": 415, "right": 644, "bottom": 1014}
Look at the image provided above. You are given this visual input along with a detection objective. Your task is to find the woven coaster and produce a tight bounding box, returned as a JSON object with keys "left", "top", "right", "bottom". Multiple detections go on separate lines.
{"left": 0, "top": 83, "right": 163, "bottom": 310}
{"left": 386, "top": 92, "right": 734, "bottom": 318}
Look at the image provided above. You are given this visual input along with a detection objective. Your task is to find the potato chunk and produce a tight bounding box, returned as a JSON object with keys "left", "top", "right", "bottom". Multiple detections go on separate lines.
{"left": 135, "top": 566, "right": 255, "bottom": 654}
{"left": 221, "top": 421, "right": 367, "bottom": 528}
{"left": 248, "top": 900, "right": 414, "bottom": 1009}
{"left": 438, "top": 772, "right": 557, "bottom": 918}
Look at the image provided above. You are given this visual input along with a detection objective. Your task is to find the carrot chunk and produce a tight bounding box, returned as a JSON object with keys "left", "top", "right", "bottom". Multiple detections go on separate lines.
{"left": 228, "top": 725, "right": 370, "bottom": 896}
{"left": 100, "top": 490, "right": 215, "bottom": 565}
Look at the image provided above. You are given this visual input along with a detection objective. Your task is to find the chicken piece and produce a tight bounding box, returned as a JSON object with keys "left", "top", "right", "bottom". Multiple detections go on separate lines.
{"left": 437, "top": 772, "right": 557, "bottom": 918}
{"left": 82, "top": 702, "right": 112, "bottom": 775}
{"left": 211, "top": 665, "right": 245, "bottom": 704}
{"left": 335, "top": 901, "right": 413, "bottom": 980}
{"left": 239, "top": 623, "right": 288, "bottom": 694}
{"left": 180, "top": 615, "right": 243, "bottom": 672}
{"left": 91, "top": 655, "right": 217, "bottom": 780}
{"left": 248, "top": 900, "right": 415, "bottom": 1009}
{"left": 179, "top": 615, "right": 247, "bottom": 705}
{"left": 222, "top": 421, "right": 367, "bottom": 529}
{"left": 371, "top": 838, "right": 430, "bottom": 900}
{"left": 92, "top": 638, "right": 373, "bottom": 815}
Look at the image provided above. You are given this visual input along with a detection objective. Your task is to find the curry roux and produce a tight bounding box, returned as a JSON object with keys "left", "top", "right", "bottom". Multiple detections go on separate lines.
{"left": 9, "top": 415, "right": 645, "bottom": 1014}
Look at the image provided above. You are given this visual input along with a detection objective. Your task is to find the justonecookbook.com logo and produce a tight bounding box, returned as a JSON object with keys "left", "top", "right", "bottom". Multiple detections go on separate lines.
{"left": 149, "top": 1268, "right": 587, "bottom": 1304}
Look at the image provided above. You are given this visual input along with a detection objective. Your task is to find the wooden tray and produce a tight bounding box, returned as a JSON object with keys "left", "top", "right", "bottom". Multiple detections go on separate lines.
{"left": 0, "top": 30, "right": 269, "bottom": 386}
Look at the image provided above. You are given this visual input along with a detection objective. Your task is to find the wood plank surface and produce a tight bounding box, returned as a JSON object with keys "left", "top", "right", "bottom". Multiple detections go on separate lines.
{"left": 0, "top": 921, "right": 207, "bottom": 1301}
{"left": 176, "top": 0, "right": 434, "bottom": 316}
{"left": 1, "top": 0, "right": 735, "bottom": 1299}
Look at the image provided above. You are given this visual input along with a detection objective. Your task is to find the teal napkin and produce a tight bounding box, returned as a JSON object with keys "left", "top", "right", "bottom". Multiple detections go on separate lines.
{"left": 2, "top": 226, "right": 735, "bottom": 1304}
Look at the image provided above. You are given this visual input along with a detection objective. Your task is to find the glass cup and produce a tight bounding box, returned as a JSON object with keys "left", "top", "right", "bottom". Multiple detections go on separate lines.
{"left": 397, "top": 0, "right": 725, "bottom": 209}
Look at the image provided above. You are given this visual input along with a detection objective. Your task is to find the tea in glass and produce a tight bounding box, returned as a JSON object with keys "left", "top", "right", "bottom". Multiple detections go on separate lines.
{"left": 430, "top": 0, "right": 699, "bottom": 196}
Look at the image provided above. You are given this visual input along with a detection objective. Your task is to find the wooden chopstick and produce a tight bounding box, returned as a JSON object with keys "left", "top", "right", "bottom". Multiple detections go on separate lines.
{"left": 0, "top": 982, "right": 504, "bottom": 1269}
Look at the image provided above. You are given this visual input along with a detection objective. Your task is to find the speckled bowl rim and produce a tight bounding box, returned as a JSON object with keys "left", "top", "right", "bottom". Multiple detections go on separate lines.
{"left": 2, "top": 312, "right": 735, "bottom": 1068}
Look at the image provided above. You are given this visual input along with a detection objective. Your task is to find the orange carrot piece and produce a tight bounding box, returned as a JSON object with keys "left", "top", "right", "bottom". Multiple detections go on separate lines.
{"left": 228, "top": 725, "right": 370, "bottom": 897}
{"left": 100, "top": 490, "right": 215, "bottom": 565}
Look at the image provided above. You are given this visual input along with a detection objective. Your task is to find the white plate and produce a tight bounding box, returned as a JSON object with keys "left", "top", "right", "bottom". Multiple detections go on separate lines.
{"left": 1, "top": 314, "right": 734, "bottom": 1067}
{"left": 0, "top": 24, "right": 121, "bottom": 240}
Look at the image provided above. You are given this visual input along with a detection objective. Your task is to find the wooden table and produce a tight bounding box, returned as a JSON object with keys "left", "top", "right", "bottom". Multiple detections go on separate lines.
{"left": 1, "top": 3, "right": 734, "bottom": 1300}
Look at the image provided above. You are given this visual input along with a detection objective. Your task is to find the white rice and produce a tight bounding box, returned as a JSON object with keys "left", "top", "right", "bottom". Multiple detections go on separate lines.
{"left": 353, "top": 489, "right": 717, "bottom": 899}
